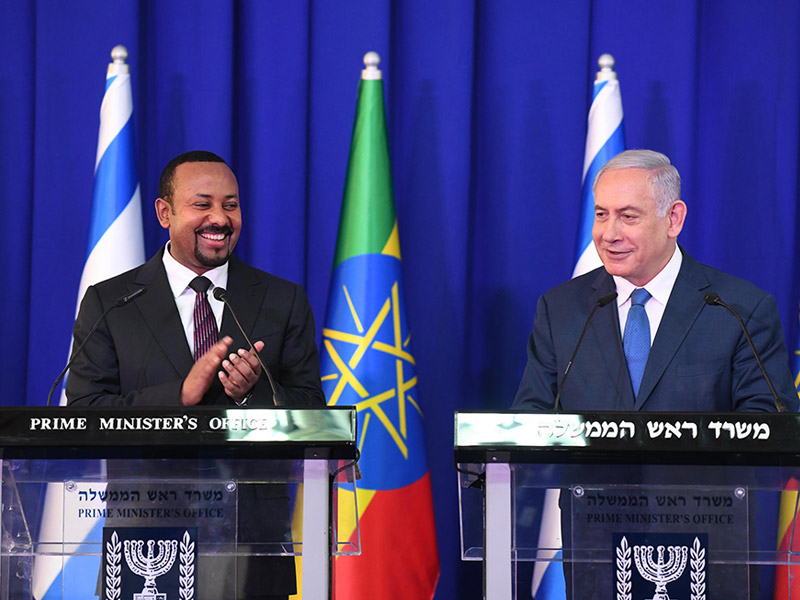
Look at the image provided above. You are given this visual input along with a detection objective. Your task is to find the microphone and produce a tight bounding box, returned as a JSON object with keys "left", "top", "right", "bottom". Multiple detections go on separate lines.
{"left": 703, "top": 291, "right": 786, "bottom": 412}
{"left": 47, "top": 287, "right": 147, "bottom": 406}
{"left": 553, "top": 291, "right": 617, "bottom": 411}
{"left": 114, "top": 287, "right": 146, "bottom": 307}
{"left": 213, "top": 287, "right": 282, "bottom": 406}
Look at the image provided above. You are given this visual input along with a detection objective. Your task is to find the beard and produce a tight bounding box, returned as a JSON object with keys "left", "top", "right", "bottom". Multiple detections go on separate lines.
{"left": 194, "top": 225, "right": 234, "bottom": 268}
{"left": 194, "top": 244, "right": 230, "bottom": 268}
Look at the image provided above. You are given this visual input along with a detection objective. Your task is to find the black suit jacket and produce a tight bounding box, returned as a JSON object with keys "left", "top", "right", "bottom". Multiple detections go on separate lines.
{"left": 66, "top": 250, "right": 323, "bottom": 597}
{"left": 66, "top": 249, "right": 324, "bottom": 407}
{"left": 513, "top": 249, "right": 798, "bottom": 412}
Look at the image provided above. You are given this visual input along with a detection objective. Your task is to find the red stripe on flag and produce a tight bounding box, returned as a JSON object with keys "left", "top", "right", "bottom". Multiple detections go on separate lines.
{"left": 333, "top": 472, "right": 439, "bottom": 599}
{"left": 775, "top": 477, "right": 800, "bottom": 600}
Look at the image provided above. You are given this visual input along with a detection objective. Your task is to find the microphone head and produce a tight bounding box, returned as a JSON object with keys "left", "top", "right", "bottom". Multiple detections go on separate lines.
{"left": 704, "top": 291, "right": 721, "bottom": 306}
{"left": 114, "top": 287, "right": 147, "bottom": 307}
{"left": 213, "top": 287, "right": 228, "bottom": 302}
{"left": 597, "top": 291, "right": 618, "bottom": 307}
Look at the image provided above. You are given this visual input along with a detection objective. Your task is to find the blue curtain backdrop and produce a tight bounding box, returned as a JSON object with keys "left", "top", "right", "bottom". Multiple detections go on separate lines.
{"left": 3, "top": 1, "right": 800, "bottom": 598}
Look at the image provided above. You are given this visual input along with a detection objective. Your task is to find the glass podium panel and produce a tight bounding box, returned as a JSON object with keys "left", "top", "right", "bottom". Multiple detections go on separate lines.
{"left": 0, "top": 406, "right": 358, "bottom": 600}
{"left": 456, "top": 410, "right": 800, "bottom": 599}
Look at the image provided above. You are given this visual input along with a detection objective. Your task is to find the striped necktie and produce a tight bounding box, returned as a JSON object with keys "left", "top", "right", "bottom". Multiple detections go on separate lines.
{"left": 189, "top": 276, "right": 218, "bottom": 360}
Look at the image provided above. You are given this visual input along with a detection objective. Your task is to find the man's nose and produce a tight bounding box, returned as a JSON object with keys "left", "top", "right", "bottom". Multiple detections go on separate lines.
{"left": 206, "top": 204, "right": 228, "bottom": 226}
{"left": 602, "top": 218, "right": 622, "bottom": 241}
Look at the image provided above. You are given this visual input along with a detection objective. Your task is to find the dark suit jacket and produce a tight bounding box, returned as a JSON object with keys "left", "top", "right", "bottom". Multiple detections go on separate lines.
{"left": 513, "top": 249, "right": 798, "bottom": 412}
{"left": 66, "top": 250, "right": 323, "bottom": 598}
{"left": 66, "top": 249, "right": 324, "bottom": 407}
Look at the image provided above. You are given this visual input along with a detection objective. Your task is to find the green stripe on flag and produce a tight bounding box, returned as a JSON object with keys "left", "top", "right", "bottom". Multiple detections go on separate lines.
{"left": 333, "top": 79, "right": 397, "bottom": 269}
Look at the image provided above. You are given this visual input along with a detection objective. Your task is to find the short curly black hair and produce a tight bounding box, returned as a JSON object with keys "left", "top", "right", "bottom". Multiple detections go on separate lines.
{"left": 158, "top": 150, "right": 228, "bottom": 203}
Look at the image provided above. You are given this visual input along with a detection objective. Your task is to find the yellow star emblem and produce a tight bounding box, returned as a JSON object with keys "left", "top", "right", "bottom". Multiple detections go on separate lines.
{"left": 322, "top": 281, "right": 422, "bottom": 458}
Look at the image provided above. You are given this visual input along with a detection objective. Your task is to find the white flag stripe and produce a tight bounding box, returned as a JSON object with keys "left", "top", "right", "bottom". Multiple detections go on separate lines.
{"left": 581, "top": 81, "right": 623, "bottom": 182}
{"left": 31, "top": 484, "right": 106, "bottom": 599}
{"left": 572, "top": 243, "right": 603, "bottom": 278}
{"left": 532, "top": 488, "right": 563, "bottom": 594}
{"left": 75, "top": 185, "right": 144, "bottom": 314}
{"left": 95, "top": 72, "right": 133, "bottom": 170}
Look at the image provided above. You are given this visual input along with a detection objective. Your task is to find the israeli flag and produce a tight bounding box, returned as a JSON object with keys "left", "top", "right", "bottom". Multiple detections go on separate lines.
{"left": 531, "top": 488, "right": 567, "bottom": 599}
{"left": 77, "top": 44, "right": 145, "bottom": 315}
{"left": 33, "top": 45, "right": 145, "bottom": 600}
{"left": 533, "top": 55, "right": 625, "bottom": 600}
{"left": 572, "top": 53, "right": 625, "bottom": 278}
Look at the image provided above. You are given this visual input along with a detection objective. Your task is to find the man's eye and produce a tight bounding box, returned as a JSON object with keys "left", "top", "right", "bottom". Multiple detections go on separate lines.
{"left": 224, "top": 203, "right": 238, "bottom": 211}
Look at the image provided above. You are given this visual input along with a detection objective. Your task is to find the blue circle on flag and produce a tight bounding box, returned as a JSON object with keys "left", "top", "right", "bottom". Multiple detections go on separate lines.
{"left": 321, "top": 254, "right": 429, "bottom": 490}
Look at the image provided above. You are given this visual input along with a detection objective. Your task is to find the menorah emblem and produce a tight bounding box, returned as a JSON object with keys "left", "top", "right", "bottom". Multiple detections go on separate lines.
{"left": 632, "top": 543, "right": 688, "bottom": 600}
{"left": 123, "top": 538, "right": 179, "bottom": 600}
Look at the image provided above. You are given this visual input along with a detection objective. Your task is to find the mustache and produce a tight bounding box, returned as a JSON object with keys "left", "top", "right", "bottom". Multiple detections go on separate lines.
{"left": 195, "top": 225, "right": 233, "bottom": 236}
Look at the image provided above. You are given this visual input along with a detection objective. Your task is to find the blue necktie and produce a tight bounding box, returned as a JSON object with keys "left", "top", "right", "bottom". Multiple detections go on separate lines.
{"left": 624, "top": 288, "right": 651, "bottom": 398}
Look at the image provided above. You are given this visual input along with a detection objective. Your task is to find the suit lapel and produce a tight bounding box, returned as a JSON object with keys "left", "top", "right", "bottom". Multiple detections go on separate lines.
{"left": 635, "top": 251, "right": 711, "bottom": 409}
{"left": 132, "top": 250, "right": 194, "bottom": 377}
{"left": 220, "top": 255, "right": 267, "bottom": 345}
{"left": 589, "top": 270, "right": 636, "bottom": 407}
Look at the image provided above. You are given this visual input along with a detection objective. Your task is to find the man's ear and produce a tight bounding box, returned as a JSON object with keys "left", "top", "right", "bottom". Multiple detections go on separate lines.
{"left": 667, "top": 200, "right": 687, "bottom": 239}
{"left": 155, "top": 197, "right": 171, "bottom": 230}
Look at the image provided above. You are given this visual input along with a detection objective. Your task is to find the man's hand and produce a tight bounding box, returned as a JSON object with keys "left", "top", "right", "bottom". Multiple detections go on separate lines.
{"left": 181, "top": 336, "right": 233, "bottom": 406}
{"left": 220, "top": 340, "right": 265, "bottom": 403}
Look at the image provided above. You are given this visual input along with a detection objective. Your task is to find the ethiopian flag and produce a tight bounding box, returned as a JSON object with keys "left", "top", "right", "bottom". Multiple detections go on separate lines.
{"left": 775, "top": 477, "right": 800, "bottom": 599}
{"left": 321, "top": 52, "right": 439, "bottom": 599}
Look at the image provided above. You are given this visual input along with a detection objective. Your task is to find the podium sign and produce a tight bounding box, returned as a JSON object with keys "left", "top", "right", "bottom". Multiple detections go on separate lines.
{"left": 571, "top": 483, "right": 746, "bottom": 598}
{"left": 0, "top": 407, "right": 358, "bottom": 600}
{"left": 455, "top": 410, "right": 800, "bottom": 599}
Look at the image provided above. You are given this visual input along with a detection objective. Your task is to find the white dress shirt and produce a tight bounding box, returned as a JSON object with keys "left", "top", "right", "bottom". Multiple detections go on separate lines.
{"left": 161, "top": 243, "right": 229, "bottom": 358}
{"left": 614, "top": 245, "right": 682, "bottom": 346}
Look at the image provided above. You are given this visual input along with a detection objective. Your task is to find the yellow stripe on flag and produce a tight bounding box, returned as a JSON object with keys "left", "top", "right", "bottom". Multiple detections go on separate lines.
{"left": 381, "top": 220, "right": 401, "bottom": 259}
{"left": 778, "top": 487, "right": 800, "bottom": 544}
{"left": 337, "top": 486, "right": 377, "bottom": 544}
{"left": 290, "top": 484, "right": 305, "bottom": 600}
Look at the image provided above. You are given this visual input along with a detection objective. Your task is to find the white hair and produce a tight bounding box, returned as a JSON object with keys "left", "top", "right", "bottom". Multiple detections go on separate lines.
{"left": 593, "top": 149, "right": 681, "bottom": 216}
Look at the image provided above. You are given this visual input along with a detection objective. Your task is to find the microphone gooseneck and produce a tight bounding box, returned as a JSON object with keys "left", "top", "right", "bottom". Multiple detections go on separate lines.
{"left": 553, "top": 291, "right": 618, "bottom": 411}
{"left": 703, "top": 290, "right": 786, "bottom": 413}
{"left": 47, "top": 287, "right": 148, "bottom": 407}
{"left": 213, "top": 287, "right": 281, "bottom": 406}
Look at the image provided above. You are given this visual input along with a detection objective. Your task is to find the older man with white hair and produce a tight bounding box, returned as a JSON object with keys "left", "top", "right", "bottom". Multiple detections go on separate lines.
{"left": 513, "top": 149, "right": 797, "bottom": 413}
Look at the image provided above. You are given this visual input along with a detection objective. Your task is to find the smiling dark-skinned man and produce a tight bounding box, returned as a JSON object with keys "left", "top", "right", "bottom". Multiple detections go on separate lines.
{"left": 67, "top": 150, "right": 324, "bottom": 599}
